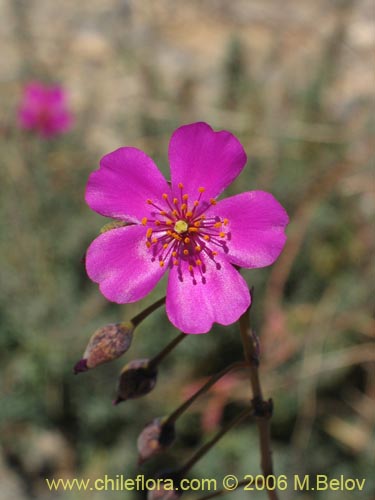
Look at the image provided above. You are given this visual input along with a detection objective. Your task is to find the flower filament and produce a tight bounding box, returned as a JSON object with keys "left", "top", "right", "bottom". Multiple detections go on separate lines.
{"left": 143, "top": 185, "right": 230, "bottom": 283}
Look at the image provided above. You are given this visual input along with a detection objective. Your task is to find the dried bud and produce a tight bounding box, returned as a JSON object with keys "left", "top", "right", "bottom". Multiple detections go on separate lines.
{"left": 147, "top": 489, "right": 181, "bottom": 500}
{"left": 113, "top": 359, "right": 157, "bottom": 404}
{"left": 147, "top": 471, "right": 183, "bottom": 500}
{"left": 137, "top": 417, "right": 176, "bottom": 464}
{"left": 74, "top": 322, "right": 134, "bottom": 374}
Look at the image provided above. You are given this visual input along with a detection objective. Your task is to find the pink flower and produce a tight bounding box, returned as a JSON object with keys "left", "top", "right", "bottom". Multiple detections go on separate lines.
{"left": 18, "top": 82, "right": 73, "bottom": 138}
{"left": 85, "top": 122, "right": 289, "bottom": 334}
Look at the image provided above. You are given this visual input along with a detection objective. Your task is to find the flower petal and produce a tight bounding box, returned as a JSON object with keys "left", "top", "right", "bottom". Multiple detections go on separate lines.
{"left": 86, "top": 225, "right": 167, "bottom": 302}
{"left": 212, "top": 191, "right": 289, "bottom": 268}
{"left": 168, "top": 122, "right": 247, "bottom": 201}
{"left": 166, "top": 255, "right": 250, "bottom": 334}
{"left": 86, "top": 147, "right": 170, "bottom": 223}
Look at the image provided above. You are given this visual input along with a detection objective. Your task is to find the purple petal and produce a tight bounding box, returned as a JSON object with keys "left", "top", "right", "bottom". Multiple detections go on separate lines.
{"left": 23, "top": 82, "right": 47, "bottom": 101}
{"left": 86, "top": 225, "right": 167, "bottom": 302}
{"left": 46, "top": 85, "right": 66, "bottom": 104}
{"left": 18, "top": 82, "right": 73, "bottom": 137}
{"left": 85, "top": 147, "right": 170, "bottom": 223}
{"left": 166, "top": 255, "right": 250, "bottom": 334}
{"left": 212, "top": 191, "right": 289, "bottom": 268}
{"left": 168, "top": 122, "right": 247, "bottom": 201}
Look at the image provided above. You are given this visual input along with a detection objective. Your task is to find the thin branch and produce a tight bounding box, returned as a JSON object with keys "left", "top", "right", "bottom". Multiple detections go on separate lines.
{"left": 131, "top": 296, "right": 166, "bottom": 327}
{"left": 239, "top": 296, "right": 278, "bottom": 500}
{"left": 149, "top": 331, "right": 186, "bottom": 369}
{"left": 196, "top": 478, "right": 264, "bottom": 500}
{"left": 179, "top": 407, "right": 253, "bottom": 475}
{"left": 165, "top": 361, "right": 248, "bottom": 425}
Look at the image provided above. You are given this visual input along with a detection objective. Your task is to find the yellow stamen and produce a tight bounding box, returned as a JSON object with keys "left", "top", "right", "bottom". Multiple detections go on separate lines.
{"left": 188, "top": 265, "right": 193, "bottom": 272}
{"left": 166, "top": 220, "right": 173, "bottom": 226}
{"left": 194, "top": 221, "right": 201, "bottom": 227}
{"left": 214, "top": 222, "right": 222, "bottom": 228}
{"left": 198, "top": 187, "right": 205, "bottom": 193}
{"left": 219, "top": 232, "right": 226, "bottom": 238}
{"left": 212, "top": 251, "right": 218, "bottom": 256}
{"left": 181, "top": 203, "right": 187, "bottom": 211}
{"left": 184, "top": 237, "right": 190, "bottom": 244}
{"left": 223, "top": 218, "right": 229, "bottom": 226}
{"left": 173, "top": 198, "right": 178, "bottom": 205}
{"left": 210, "top": 198, "right": 217, "bottom": 205}
{"left": 186, "top": 211, "right": 193, "bottom": 217}
{"left": 174, "top": 260, "right": 179, "bottom": 266}
{"left": 193, "top": 201, "right": 199, "bottom": 207}
{"left": 141, "top": 217, "right": 148, "bottom": 225}
{"left": 159, "top": 261, "right": 165, "bottom": 267}
{"left": 155, "top": 220, "right": 161, "bottom": 226}
{"left": 195, "top": 245, "right": 201, "bottom": 252}
{"left": 182, "top": 194, "right": 189, "bottom": 201}
{"left": 188, "top": 227, "right": 199, "bottom": 233}
{"left": 146, "top": 199, "right": 152, "bottom": 204}
{"left": 151, "top": 238, "right": 158, "bottom": 244}
{"left": 146, "top": 242, "right": 151, "bottom": 248}
{"left": 196, "top": 259, "right": 202, "bottom": 266}
{"left": 162, "top": 193, "right": 169, "bottom": 200}
{"left": 178, "top": 182, "right": 184, "bottom": 189}
{"left": 163, "top": 243, "right": 168, "bottom": 249}
{"left": 172, "top": 251, "right": 177, "bottom": 257}
{"left": 172, "top": 210, "right": 179, "bottom": 217}
{"left": 183, "top": 249, "right": 189, "bottom": 256}
{"left": 146, "top": 228, "right": 153, "bottom": 239}
{"left": 203, "top": 235, "right": 210, "bottom": 241}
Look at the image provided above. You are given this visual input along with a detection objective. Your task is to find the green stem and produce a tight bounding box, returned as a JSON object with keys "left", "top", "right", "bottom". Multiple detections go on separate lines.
{"left": 131, "top": 296, "right": 166, "bottom": 327}
{"left": 149, "top": 331, "right": 186, "bottom": 369}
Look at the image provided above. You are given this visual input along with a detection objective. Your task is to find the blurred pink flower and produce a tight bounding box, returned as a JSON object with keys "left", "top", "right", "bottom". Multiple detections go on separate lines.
{"left": 18, "top": 82, "right": 73, "bottom": 138}
{"left": 85, "top": 122, "right": 289, "bottom": 334}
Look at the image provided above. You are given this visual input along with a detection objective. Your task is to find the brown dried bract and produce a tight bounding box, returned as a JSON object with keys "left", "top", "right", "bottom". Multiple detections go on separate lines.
{"left": 74, "top": 322, "right": 134, "bottom": 374}
{"left": 137, "top": 417, "right": 176, "bottom": 464}
{"left": 114, "top": 359, "right": 157, "bottom": 404}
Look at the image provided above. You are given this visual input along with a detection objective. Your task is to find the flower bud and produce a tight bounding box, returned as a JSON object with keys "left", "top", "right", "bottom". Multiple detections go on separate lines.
{"left": 147, "top": 471, "right": 183, "bottom": 500}
{"left": 137, "top": 417, "right": 176, "bottom": 464}
{"left": 147, "top": 489, "right": 181, "bottom": 500}
{"left": 74, "top": 322, "right": 134, "bottom": 374}
{"left": 113, "top": 359, "right": 157, "bottom": 404}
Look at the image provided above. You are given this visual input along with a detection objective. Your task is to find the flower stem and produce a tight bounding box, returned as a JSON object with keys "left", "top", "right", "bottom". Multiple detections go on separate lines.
{"left": 195, "top": 478, "right": 265, "bottom": 500}
{"left": 149, "top": 331, "right": 186, "bottom": 369}
{"left": 179, "top": 407, "right": 253, "bottom": 475}
{"left": 131, "top": 296, "right": 166, "bottom": 327}
{"left": 239, "top": 291, "right": 278, "bottom": 500}
{"left": 165, "top": 361, "right": 248, "bottom": 425}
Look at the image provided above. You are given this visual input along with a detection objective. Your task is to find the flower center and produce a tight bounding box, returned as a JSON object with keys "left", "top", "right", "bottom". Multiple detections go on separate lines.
{"left": 174, "top": 220, "right": 188, "bottom": 234}
{"left": 36, "top": 104, "right": 53, "bottom": 127}
{"left": 142, "top": 183, "right": 230, "bottom": 282}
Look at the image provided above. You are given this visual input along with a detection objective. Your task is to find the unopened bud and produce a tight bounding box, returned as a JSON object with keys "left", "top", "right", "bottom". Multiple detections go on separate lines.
{"left": 147, "top": 489, "right": 181, "bottom": 500}
{"left": 113, "top": 359, "right": 157, "bottom": 404}
{"left": 74, "top": 322, "right": 134, "bottom": 374}
{"left": 147, "top": 471, "right": 183, "bottom": 500}
{"left": 137, "top": 417, "right": 176, "bottom": 464}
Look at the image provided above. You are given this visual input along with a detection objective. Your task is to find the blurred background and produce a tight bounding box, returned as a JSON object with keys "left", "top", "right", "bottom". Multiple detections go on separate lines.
{"left": 0, "top": 0, "right": 374, "bottom": 499}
